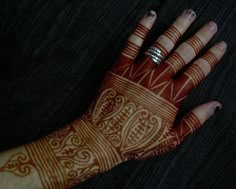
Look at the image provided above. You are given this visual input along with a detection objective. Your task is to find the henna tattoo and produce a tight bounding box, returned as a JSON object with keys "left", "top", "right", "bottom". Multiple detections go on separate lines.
{"left": 0, "top": 13, "right": 212, "bottom": 188}
{"left": 121, "top": 24, "right": 149, "bottom": 60}
{"left": 162, "top": 26, "right": 181, "bottom": 44}
{"left": 121, "top": 41, "right": 140, "bottom": 60}
{"left": 153, "top": 42, "right": 169, "bottom": 57}
{"left": 173, "top": 112, "right": 201, "bottom": 142}
{"left": 186, "top": 35, "right": 204, "bottom": 54}
{"left": 0, "top": 152, "right": 35, "bottom": 177}
{"left": 0, "top": 70, "right": 181, "bottom": 188}
{"left": 185, "top": 64, "right": 205, "bottom": 86}
{"left": 201, "top": 51, "right": 218, "bottom": 68}
{"left": 166, "top": 52, "right": 186, "bottom": 73}
{"left": 133, "top": 24, "right": 149, "bottom": 40}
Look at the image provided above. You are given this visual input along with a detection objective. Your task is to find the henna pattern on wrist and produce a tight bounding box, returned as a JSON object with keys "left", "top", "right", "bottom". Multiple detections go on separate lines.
{"left": 0, "top": 72, "right": 180, "bottom": 188}
{"left": 0, "top": 152, "right": 35, "bottom": 177}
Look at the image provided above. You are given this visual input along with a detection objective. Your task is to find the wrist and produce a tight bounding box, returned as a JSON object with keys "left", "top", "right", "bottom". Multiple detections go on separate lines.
{"left": 74, "top": 119, "right": 123, "bottom": 171}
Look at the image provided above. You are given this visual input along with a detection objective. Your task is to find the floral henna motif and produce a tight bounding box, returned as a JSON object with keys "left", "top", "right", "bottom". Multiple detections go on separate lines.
{"left": 0, "top": 152, "right": 35, "bottom": 177}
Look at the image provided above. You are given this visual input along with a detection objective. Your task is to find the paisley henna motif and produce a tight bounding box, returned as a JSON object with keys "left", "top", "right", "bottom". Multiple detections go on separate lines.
{"left": 0, "top": 152, "right": 35, "bottom": 177}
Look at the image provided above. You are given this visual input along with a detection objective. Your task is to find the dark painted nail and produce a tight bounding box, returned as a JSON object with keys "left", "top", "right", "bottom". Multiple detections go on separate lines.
{"left": 183, "top": 9, "right": 196, "bottom": 17}
{"left": 214, "top": 104, "right": 222, "bottom": 113}
{"left": 147, "top": 10, "right": 156, "bottom": 18}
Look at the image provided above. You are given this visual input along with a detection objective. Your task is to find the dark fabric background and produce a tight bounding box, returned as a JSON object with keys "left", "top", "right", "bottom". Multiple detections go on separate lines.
{"left": 0, "top": 0, "right": 235, "bottom": 188}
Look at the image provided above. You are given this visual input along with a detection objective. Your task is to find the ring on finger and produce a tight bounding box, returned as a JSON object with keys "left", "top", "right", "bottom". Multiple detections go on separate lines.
{"left": 145, "top": 47, "right": 165, "bottom": 65}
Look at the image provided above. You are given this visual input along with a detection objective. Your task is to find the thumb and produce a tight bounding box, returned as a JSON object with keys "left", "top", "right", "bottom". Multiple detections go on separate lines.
{"left": 171, "top": 101, "right": 222, "bottom": 143}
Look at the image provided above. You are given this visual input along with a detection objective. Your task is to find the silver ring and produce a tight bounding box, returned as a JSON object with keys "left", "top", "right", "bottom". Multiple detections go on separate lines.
{"left": 145, "top": 47, "right": 164, "bottom": 65}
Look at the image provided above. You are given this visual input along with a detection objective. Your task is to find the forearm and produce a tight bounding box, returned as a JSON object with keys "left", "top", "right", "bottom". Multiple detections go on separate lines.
{"left": 0, "top": 118, "right": 121, "bottom": 189}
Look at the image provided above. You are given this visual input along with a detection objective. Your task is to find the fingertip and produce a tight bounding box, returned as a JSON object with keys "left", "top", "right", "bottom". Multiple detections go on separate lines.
{"left": 192, "top": 101, "right": 222, "bottom": 124}
{"left": 212, "top": 101, "right": 222, "bottom": 113}
{"left": 216, "top": 41, "right": 227, "bottom": 51}
{"left": 141, "top": 10, "right": 157, "bottom": 27}
{"left": 147, "top": 10, "right": 157, "bottom": 18}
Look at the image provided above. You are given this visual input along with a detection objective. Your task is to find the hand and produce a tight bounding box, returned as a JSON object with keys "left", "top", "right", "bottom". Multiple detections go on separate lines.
{"left": 0, "top": 9, "right": 227, "bottom": 188}
{"left": 82, "top": 9, "right": 226, "bottom": 161}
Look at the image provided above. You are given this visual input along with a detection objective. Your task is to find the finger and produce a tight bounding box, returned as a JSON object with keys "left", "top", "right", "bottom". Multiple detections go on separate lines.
{"left": 170, "top": 101, "right": 222, "bottom": 143}
{"left": 161, "top": 21, "right": 218, "bottom": 80}
{"left": 113, "top": 11, "right": 157, "bottom": 76}
{"left": 172, "top": 41, "right": 227, "bottom": 105}
{"left": 119, "top": 11, "right": 157, "bottom": 61}
{"left": 131, "top": 9, "right": 196, "bottom": 86}
{"left": 152, "top": 9, "right": 196, "bottom": 59}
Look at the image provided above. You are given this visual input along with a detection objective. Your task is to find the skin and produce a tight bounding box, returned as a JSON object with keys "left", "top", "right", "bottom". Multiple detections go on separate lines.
{"left": 0, "top": 9, "right": 226, "bottom": 189}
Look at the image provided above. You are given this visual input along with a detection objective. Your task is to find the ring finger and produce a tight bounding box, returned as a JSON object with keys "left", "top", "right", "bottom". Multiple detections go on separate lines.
{"left": 140, "top": 9, "right": 196, "bottom": 66}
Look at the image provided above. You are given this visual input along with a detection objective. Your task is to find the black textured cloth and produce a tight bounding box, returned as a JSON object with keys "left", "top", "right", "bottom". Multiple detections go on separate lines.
{"left": 0, "top": 0, "right": 235, "bottom": 188}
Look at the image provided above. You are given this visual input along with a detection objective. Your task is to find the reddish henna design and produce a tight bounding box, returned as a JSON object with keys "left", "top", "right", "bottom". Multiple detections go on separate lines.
{"left": 172, "top": 112, "right": 201, "bottom": 142}
{"left": 153, "top": 42, "right": 169, "bottom": 57}
{"left": 201, "top": 51, "right": 218, "bottom": 68}
{"left": 162, "top": 26, "right": 182, "bottom": 44}
{"left": 0, "top": 11, "right": 224, "bottom": 189}
{"left": 116, "top": 23, "right": 151, "bottom": 76}
{"left": 166, "top": 52, "right": 186, "bottom": 73}
{"left": 0, "top": 153, "right": 35, "bottom": 177}
{"left": 185, "top": 64, "right": 205, "bottom": 87}
{"left": 121, "top": 23, "right": 150, "bottom": 61}
{"left": 122, "top": 41, "right": 140, "bottom": 60}
{"left": 133, "top": 23, "right": 149, "bottom": 40}
{"left": 186, "top": 35, "right": 204, "bottom": 54}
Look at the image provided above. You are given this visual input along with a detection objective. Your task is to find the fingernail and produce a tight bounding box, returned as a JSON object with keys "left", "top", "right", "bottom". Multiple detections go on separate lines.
{"left": 217, "top": 41, "right": 227, "bottom": 50}
{"left": 147, "top": 10, "right": 156, "bottom": 18}
{"left": 208, "top": 21, "right": 217, "bottom": 31}
{"left": 214, "top": 103, "right": 222, "bottom": 114}
{"left": 183, "top": 9, "right": 196, "bottom": 19}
